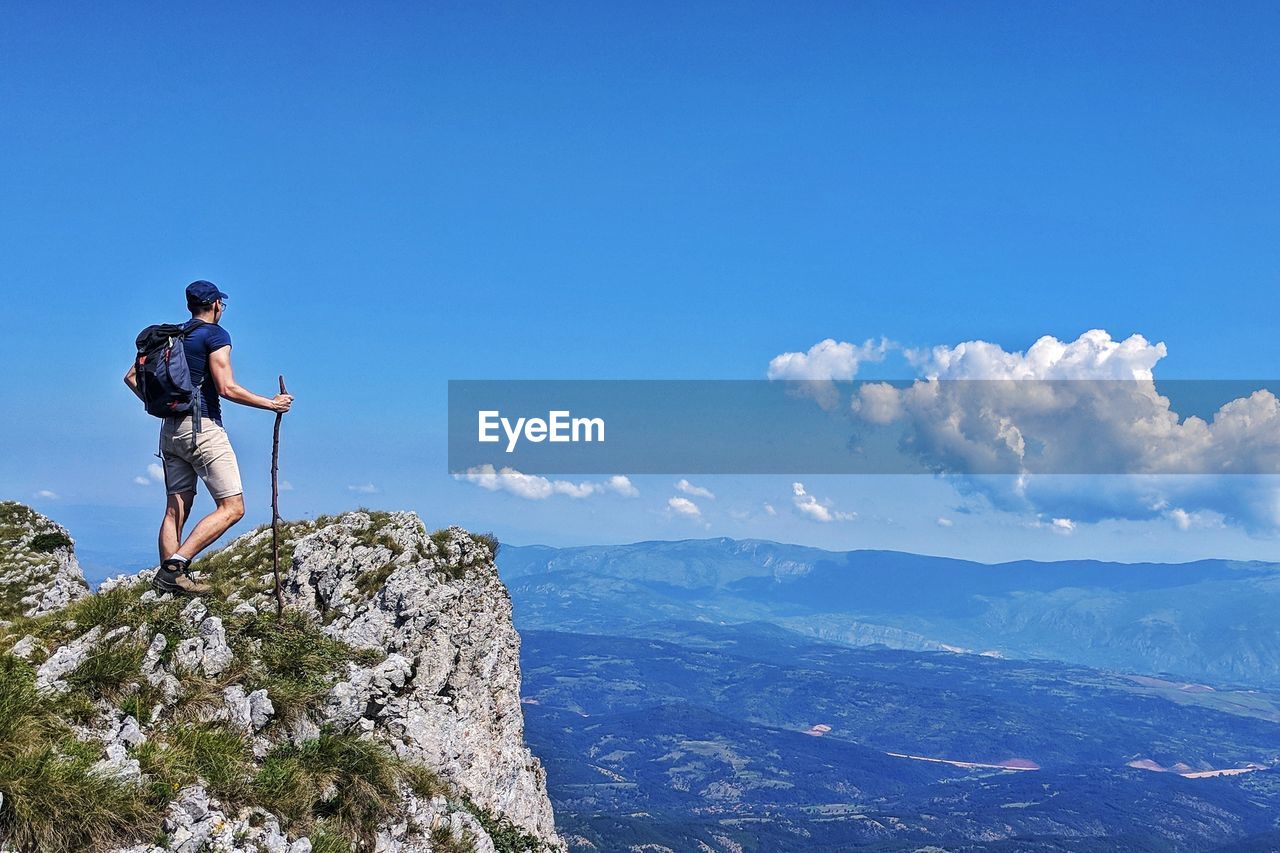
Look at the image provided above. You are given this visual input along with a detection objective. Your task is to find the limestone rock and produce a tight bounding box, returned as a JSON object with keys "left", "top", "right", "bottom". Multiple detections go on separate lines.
{"left": 284, "top": 513, "right": 563, "bottom": 847}
{"left": 0, "top": 501, "right": 89, "bottom": 621}
{"left": 2, "top": 506, "right": 564, "bottom": 853}
{"left": 173, "top": 615, "right": 232, "bottom": 677}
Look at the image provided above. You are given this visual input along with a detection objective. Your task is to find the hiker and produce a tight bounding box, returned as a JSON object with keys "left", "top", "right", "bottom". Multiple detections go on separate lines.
{"left": 124, "top": 280, "right": 294, "bottom": 595}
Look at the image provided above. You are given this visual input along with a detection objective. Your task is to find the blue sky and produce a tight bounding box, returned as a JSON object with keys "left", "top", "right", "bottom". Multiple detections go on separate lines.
{"left": 2, "top": 2, "right": 1278, "bottom": 580}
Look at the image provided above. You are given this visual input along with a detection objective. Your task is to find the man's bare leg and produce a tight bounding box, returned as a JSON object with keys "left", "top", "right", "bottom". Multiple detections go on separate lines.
{"left": 174, "top": 493, "right": 246, "bottom": 562}
{"left": 159, "top": 490, "right": 196, "bottom": 564}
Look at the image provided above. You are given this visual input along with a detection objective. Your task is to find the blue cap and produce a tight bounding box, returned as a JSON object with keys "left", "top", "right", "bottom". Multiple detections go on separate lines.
{"left": 186, "top": 280, "right": 229, "bottom": 304}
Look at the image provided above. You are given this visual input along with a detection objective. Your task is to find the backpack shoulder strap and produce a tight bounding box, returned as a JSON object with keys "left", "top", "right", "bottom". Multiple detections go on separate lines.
{"left": 181, "top": 319, "right": 207, "bottom": 336}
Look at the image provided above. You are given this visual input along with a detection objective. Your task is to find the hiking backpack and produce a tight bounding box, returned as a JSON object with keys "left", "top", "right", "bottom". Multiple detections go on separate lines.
{"left": 134, "top": 320, "right": 205, "bottom": 425}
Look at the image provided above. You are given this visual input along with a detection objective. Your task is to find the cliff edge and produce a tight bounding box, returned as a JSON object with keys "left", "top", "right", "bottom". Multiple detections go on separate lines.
{"left": 0, "top": 502, "right": 565, "bottom": 853}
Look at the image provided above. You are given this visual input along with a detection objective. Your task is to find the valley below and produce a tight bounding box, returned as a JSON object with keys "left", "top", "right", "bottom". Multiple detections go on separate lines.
{"left": 500, "top": 538, "right": 1280, "bottom": 851}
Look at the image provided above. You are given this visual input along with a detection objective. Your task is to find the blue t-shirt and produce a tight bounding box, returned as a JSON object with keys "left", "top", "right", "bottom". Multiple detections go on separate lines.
{"left": 181, "top": 320, "right": 232, "bottom": 425}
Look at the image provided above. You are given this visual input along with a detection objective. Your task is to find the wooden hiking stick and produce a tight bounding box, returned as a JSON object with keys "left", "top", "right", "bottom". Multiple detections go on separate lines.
{"left": 271, "top": 375, "right": 287, "bottom": 617}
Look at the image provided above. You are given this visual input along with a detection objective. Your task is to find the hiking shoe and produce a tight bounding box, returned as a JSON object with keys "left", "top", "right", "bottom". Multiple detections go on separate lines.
{"left": 153, "top": 559, "right": 212, "bottom": 597}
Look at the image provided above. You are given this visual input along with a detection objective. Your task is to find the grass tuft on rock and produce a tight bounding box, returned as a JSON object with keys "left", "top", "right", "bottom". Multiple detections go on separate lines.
{"left": 0, "top": 743, "right": 160, "bottom": 852}
{"left": 133, "top": 722, "right": 253, "bottom": 807}
{"left": 63, "top": 640, "right": 148, "bottom": 704}
{"left": 308, "top": 820, "right": 356, "bottom": 853}
{"left": 474, "top": 532, "right": 500, "bottom": 559}
{"left": 463, "top": 795, "right": 552, "bottom": 853}
{"left": 252, "top": 730, "right": 427, "bottom": 845}
{"left": 232, "top": 609, "right": 353, "bottom": 720}
{"left": 0, "top": 654, "right": 160, "bottom": 852}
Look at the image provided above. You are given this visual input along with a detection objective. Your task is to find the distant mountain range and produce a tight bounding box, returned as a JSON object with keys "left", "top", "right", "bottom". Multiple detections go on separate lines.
{"left": 499, "top": 538, "right": 1280, "bottom": 687}
{"left": 501, "top": 537, "right": 1280, "bottom": 850}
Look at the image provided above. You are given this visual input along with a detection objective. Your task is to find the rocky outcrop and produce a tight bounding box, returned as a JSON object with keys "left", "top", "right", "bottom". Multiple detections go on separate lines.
{"left": 0, "top": 501, "right": 88, "bottom": 622}
{"left": 0, "top": 505, "right": 564, "bottom": 853}
{"left": 280, "top": 513, "right": 559, "bottom": 844}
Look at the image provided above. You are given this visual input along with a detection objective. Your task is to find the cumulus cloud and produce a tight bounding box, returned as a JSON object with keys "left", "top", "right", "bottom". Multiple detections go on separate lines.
{"left": 134, "top": 463, "right": 166, "bottom": 487}
{"left": 675, "top": 479, "right": 715, "bottom": 499}
{"left": 904, "top": 329, "right": 1166, "bottom": 381}
{"left": 936, "top": 516, "right": 954, "bottom": 527}
{"left": 347, "top": 483, "right": 379, "bottom": 494}
{"left": 455, "top": 465, "right": 637, "bottom": 501}
{"left": 667, "top": 496, "right": 703, "bottom": 519}
{"left": 844, "top": 330, "right": 1280, "bottom": 533}
{"left": 768, "top": 337, "right": 890, "bottom": 409}
{"left": 791, "top": 482, "right": 856, "bottom": 523}
{"left": 606, "top": 475, "right": 640, "bottom": 497}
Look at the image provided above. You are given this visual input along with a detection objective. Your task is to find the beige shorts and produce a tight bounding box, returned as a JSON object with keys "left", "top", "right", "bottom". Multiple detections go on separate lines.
{"left": 160, "top": 416, "right": 243, "bottom": 499}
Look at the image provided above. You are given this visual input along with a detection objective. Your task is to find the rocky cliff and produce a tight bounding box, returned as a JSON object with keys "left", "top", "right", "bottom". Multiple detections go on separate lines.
{"left": 0, "top": 502, "right": 89, "bottom": 622}
{"left": 0, "top": 502, "right": 565, "bottom": 853}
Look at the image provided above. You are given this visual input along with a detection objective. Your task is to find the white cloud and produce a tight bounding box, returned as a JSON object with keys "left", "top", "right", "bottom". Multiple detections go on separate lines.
{"left": 904, "top": 329, "right": 1166, "bottom": 381}
{"left": 769, "top": 338, "right": 890, "bottom": 381}
{"left": 1050, "top": 517, "right": 1076, "bottom": 534}
{"left": 675, "top": 479, "right": 715, "bottom": 499}
{"left": 279, "top": 480, "right": 295, "bottom": 492}
{"left": 605, "top": 475, "right": 640, "bottom": 497}
{"left": 133, "top": 463, "right": 166, "bottom": 487}
{"left": 848, "top": 329, "right": 1280, "bottom": 534}
{"left": 34, "top": 489, "right": 58, "bottom": 500}
{"left": 348, "top": 483, "right": 379, "bottom": 494}
{"left": 791, "top": 482, "right": 856, "bottom": 523}
{"left": 768, "top": 338, "right": 891, "bottom": 409}
{"left": 1165, "top": 506, "right": 1225, "bottom": 531}
{"left": 667, "top": 496, "right": 703, "bottom": 519}
{"left": 936, "top": 516, "right": 954, "bottom": 527}
{"left": 763, "top": 502, "right": 777, "bottom": 516}
{"left": 455, "top": 465, "right": 637, "bottom": 500}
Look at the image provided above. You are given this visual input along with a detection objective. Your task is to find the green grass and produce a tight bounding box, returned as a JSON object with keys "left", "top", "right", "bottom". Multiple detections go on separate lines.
{"left": 474, "top": 532, "right": 500, "bottom": 559}
{"left": 0, "top": 654, "right": 161, "bottom": 852}
{"left": 231, "top": 609, "right": 353, "bottom": 721}
{"left": 0, "top": 743, "right": 161, "bottom": 852}
{"left": 2, "top": 581, "right": 164, "bottom": 651}
{"left": 431, "top": 823, "right": 479, "bottom": 852}
{"left": 192, "top": 529, "right": 298, "bottom": 601}
{"left": 118, "top": 680, "right": 169, "bottom": 727}
{"left": 354, "top": 560, "right": 397, "bottom": 596}
{"left": 63, "top": 641, "right": 148, "bottom": 703}
{"left": 0, "top": 502, "right": 43, "bottom": 540}
{"left": 430, "top": 529, "right": 472, "bottom": 580}
{"left": 132, "top": 722, "right": 253, "bottom": 805}
{"left": 462, "top": 796, "right": 550, "bottom": 853}
{"left": 252, "top": 730, "right": 436, "bottom": 845}
{"left": 0, "top": 655, "right": 63, "bottom": 751}
{"left": 308, "top": 820, "right": 356, "bottom": 853}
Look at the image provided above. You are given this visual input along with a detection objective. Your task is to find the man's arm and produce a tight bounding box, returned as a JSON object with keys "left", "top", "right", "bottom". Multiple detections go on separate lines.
{"left": 123, "top": 363, "right": 144, "bottom": 402}
{"left": 207, "top": 346, "right": 293, "bottom": 413}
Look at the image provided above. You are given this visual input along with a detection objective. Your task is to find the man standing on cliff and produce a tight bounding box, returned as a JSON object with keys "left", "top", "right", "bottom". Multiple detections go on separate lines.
{"left": 124, "top": 281, "right": 294, "bottom": 596}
